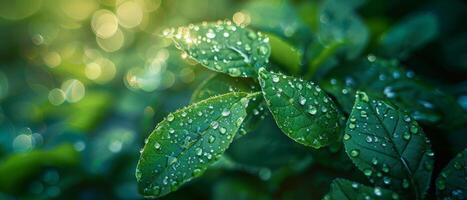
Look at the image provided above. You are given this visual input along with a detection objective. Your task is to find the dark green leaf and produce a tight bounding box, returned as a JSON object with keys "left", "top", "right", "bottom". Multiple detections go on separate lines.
{"left": 343, "top": 91, "right": 434, "bottom": 199}
{"left": 318, "top": 0, "right": 369, "bottom": 59}
{"left": 378, "top": 13, "right": 439, "bottom": 59}
{"left": 436, "top": 148, "right": 467, "bottom": 200}
{"left": 324, "top": 178, "right": 399, "bottom": 200}
{"left": 165, "top": 21, "right": 271, "bottom": 77}
{"left": 258, "top": 68, "right": 343, "bottom": 148}
{"left": 191, "top": 73, "right": 268, "bottom": 134}
{"left": 212, "top": 177, "right": 271, "bottom": 200}
{"left": 226, "top": 115, "right": 311, "bottom": 169}
{"left": 136, "top": 92, "right": 252, "bottom": 198}
{"left": 243, "top": 0, "right": 312, "bottom": 48}
{"left": 321, "top": 58, "right": 467, "bottom": 129}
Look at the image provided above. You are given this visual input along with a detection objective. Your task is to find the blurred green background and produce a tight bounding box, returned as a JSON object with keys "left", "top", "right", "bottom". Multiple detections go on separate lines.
{"left": 0, "top": 0, "right": 466, "bottom": 199}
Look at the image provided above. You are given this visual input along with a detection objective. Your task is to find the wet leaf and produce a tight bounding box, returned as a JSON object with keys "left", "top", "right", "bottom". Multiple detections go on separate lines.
{"left": 324, "top": 178, "right": 398, "bottom": 200}
{"left": 343, "top": 91, "right": 434, "bottom": 199}
{"left": 322, "top": 58, "right": 467, "bottom": 129}
{"left": 136, "top": 92, "right": 251, "bottom": 198}
{"left": 165, "top": 21, "right": 271, "bottom": 77}
{"left": 191, "top": 74, "right": 268, "bottom": 134}
{"left": 258, "top": 68, "right": 343, "bottom": 148}
{"left": 436, "top": 148, "right": 467, "bottom": 200}
{"left": 378, "top": 13, "right": 439, "bottom": 59}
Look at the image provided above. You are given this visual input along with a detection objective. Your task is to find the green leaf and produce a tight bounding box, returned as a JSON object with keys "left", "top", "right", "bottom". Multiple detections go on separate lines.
{"left": 268, "top": 33, "right": 302, "bottom": 75}
{"left": 258, "top": 68, "right": 343, "bottom": 148}
{"left": 226, "top": 115, "right": 310, "bottom": 169}
{"left": 436, "top": 148, "right": 467, "bottom": 200}
{"left": 191, "top": 74, "right": 268, "bottom": 134}
{"left": 0, "top": 144, "right": 79, "bottom": 193}
{"left": 378, "top": 13, "right": 439, "bottom": 59}
{"left": 165, "top": 21, "right": 271, "bottom": 77}
{"left": 321, "top": 58, "right": 467, "bottom": 129}
{"left": 324, "top": 178, "right": 399, "bottom": 200}
{"left": 318, "top": 0, "right": 369, "bottom": 59}
{"left": 243, "top": 0, "right": 312, "bottom": 48}
{"left": 343, "top": 91, "right": 434, "bottom": 199}
{"left": 213, "top": 177, "right": 271, "bottom": 200}
{"left": 136, "top": 92, "right": 251, "bottom": 198}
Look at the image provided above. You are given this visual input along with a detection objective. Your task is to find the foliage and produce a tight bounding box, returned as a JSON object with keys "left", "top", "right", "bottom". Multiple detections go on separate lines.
{"left": 0, "top": 0, "right": 466, "bottom": 199}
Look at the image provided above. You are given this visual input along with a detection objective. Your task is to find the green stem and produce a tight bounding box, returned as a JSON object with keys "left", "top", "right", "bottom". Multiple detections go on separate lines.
{"left": 305, "top": 40, "right": 346, "bottom": 79}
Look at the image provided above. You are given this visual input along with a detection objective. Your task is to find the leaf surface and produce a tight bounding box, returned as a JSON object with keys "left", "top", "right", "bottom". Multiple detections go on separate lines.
{"left": 343, "top": 91, "right": 434, "bottom": 199}
{"left": 136, "top": 92, "right": 251, "bottom": 198}
{"left": 191, "top": 74, "right": 267, "bottom": 134}
{"left": 258, "top": 68, "right": 342, "bottom": 148}
{"left": 166, "top": 21, "right": 271, "bottom": 77}
{"left": 324, "top": 178, "right": 398, "bottom": 200}
{"left": 321, "top": 58, "right": 467, "bottom": 129}
{"left": 436, "top": 148, "right": 467, "bottom": 200}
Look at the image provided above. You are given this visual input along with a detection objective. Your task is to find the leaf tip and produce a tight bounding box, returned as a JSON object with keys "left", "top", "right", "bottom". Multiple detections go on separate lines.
{"left": 355, "top": 91, "right": 369, "bottom": 102}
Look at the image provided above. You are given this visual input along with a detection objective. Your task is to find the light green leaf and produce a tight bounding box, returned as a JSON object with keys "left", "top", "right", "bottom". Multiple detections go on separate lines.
{"left": 324, "top": 178, "right": 399, "bottom": 200}
{"left": 258, "top": 68, "right": 343, "bottom": 148}
{"left": 165, "top": 21, "right": 271, "bottom": 77}
{"left": 436, "top": 148, "right": 467, "bottom": 200}
{"left": 136, "top": 92, "right": 251, "bottom": 198}
{"left": 343, "top": 91, "right": 434, "bottom": 199}
{"left": 268, "top": 33, "right": 302, "bottom": 75}
{"left": 378, "top": 13, "right": 439, "bottom": 59}
{"left": 0, "top": 144, "right": 79, "bottom": 193}
{"left": 191, "top": 74, "right": 268, "bottom": 134}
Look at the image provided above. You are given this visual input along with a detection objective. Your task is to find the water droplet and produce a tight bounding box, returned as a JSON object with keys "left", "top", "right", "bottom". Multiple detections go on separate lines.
{"left": 195, "top": 147, "right": 202, "bottom": 156}
{"left": 167, "top": 156, "right": 177, "bottom": 165}
{"left": 410, "top": 125, "right": 418, "bottom": 134}
{"left": 403, "top": 132, "right": 411, "bottom": 140}
{"left": 343, "top": 134, "right": 351, "bottom": 141}
{"left": 366, "top": 136, "right": 373, "bottom": 143}
{"left": 299, "top": 96, "right": 306, "bottom": 105}
{"left": 193, "top": 168, "right": 202, "bottom": 177}
{"left": 363, "top": 169, "right": 373, "bottom": 176}
{"left": 221, "top": 109, "right": 231, "bottom": 117}
{"left": 374, "top": 187, "right": 382, "bottom": 196}
{"left": 228, "top": 68, "right": 241, "bottom": 77}
{"left": 208, "top": 135, "right": 215, "bottom": 143}
{"left": 349, "top": 123, "right": 356, "bottom": 129}
{"left": 272, "top": 75, "right": 280, "bottom": 83}
{"left": 219, "top": 127, "right": 227, "bottom": 134}
{"left": 308, "top": 106, "right": 317, "bottom": 115}
{"left": 211, "top": 121, "right": 219, "bottom": 129}
{"left": 350, "top": 149, "right": 360, "bottom": 157}
{"left": 371, "top": 158, "right": 378, "bottom": 165}
{"left": 167, "top": 114, "right": 174, "bottom": 122}
{"left": 351, "top": 182, "right": 359, "bottom": 189}
{"left": 206, "top": 29, "right": 216, "bottom": 39}
{"left": 154, "top": 142, "right": 161, "bottom": 150}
